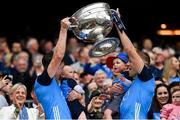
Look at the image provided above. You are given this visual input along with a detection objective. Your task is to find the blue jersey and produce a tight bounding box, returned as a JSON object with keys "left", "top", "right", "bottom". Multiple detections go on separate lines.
{"left": 112, "top": 78, "right": 131, "bottom": 96}
{"left": 153, "top": 112, "right": 160, "bottom": 120}
{"left": 120, "top": 67, "right": 155, "bottom": 119}
{"left": 169, "top": 76, "right": 180, "bottom": 84}
{"left": 61, "top": 78, "right": 77, "bottom": 98}
{"left": 34, "top": 71, "right": 72, "bottom": 119}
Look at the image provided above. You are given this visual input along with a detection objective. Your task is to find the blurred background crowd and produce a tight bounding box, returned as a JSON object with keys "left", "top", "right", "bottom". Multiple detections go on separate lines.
{"left": 0, "top": 0, "right": 179, "bottom": 119}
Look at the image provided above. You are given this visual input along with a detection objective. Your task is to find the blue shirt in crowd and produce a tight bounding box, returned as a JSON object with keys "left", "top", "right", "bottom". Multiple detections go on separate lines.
{"left": 169, "top": 76, "right": 180, "bottom": 84}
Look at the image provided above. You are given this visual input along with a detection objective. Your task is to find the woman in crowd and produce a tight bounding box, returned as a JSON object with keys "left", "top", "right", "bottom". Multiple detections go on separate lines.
{"left": 0, "top": 83, "right": 39, "bottom": 120}
{"left": 162, "top": 56, "right": 180, "bottom": 85}
{"left": 160, "top": 89, "right": 180, "bottom": 119}
{"left": 148, "top": 83, "right": 171, "bottom": 119}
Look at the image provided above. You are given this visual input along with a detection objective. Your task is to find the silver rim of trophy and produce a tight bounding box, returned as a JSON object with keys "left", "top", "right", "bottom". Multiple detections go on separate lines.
{"left": 70, "top": 2, "right": 120, "bottom": 57}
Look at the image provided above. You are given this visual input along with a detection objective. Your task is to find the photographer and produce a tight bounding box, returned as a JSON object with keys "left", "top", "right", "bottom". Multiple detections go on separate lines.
{"left": 0, "top": 73, "right": 13, "bottom": 108}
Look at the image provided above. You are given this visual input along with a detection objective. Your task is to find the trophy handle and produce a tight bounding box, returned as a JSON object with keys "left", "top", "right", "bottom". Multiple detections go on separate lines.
{"left": 68, "top": 17, "right": 88, "bottom": 39}
{"left": 68, "top": 17, "right": 79, "bottom": 29}
{"left": 111, "top": 9, "right": 126, "bottom": 32}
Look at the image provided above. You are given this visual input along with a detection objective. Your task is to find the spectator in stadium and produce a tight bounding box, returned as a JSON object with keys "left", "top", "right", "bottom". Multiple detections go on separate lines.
{"left": 11, "top": 51, "right": 33, "bottom": 100}
{"left": 160, "top": 89, "right": 180, "bottom": 120}
{"left": 0, "top": 83, "right": 39, "bottom": 119}
{"left": 149, "top": 47, "right": 165, "bottom": 80}
{"left": 0, "top": 37, "right": 12, "bottom": 68}
{"left": 0, "top": 73, "right": 13, "bottom": 108}
{"left": 162, "top": 56, "right": 180, "bottom": 85}
{"left": 61, "top": 65, "right": 87, "bottom": 119}
{"left": 169, "top": 82, "right": 180, "bottom": 93}
{"left": 11, "top": 41, "right": 22, "bottom": 55}
{"left": 71, "top": 46, "right": 90, "bottom": 74}
{"left": 148, "top": 83, "right": 171, "bottom": 119}
{"left": 103, "top": 52, "right": 132, "bottom": 120}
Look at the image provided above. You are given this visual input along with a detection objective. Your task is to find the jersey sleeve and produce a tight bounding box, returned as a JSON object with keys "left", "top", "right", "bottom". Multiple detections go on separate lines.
{"left": 36, "top": 69, "right": 52, "bottom": 86}
{"left": 138, "top": 66, "right": 153, "bottom": 82}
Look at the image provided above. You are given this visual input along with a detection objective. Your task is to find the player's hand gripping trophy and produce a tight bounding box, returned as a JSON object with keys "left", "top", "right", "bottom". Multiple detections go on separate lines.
{"left": 69, "top": 2, "right": 126, "bottom": 57}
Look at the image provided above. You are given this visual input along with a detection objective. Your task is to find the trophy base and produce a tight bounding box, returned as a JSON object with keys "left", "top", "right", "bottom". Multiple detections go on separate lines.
{"left": 89, "top": 37, "right": 120, "bottom": 57}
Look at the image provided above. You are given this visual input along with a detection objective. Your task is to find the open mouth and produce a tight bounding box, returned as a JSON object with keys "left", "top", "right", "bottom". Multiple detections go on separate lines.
{"left": 16, "top": 96, "right": 25, "bottom": 101}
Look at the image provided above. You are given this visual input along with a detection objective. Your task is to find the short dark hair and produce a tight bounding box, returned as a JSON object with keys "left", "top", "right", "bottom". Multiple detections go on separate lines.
{"left": 80, "top": 72, "right": 89, "bottom": 78}
{"left": 42, "top": 51, "right": 54, "bottom": 69}
{"left": 169, "top": 82, "right": 180, "bottom": 91}
{"left": 90, "top": 90, "right": 101, "bottom": 100}
{"left": 0, "top": 73, "right": 13, "bottom": 81}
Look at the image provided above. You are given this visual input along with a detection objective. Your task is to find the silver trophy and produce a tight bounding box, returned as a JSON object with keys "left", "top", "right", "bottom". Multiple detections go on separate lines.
{"left": 70, "top": 2, "right": 125, "bottom": 57}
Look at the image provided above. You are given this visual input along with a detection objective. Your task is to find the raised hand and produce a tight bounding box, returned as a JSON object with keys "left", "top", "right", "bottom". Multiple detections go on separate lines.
{"left": 61, "top": 17, "right": 71, "bottom": 30}
{"left": 111, "top": 8, "right": 126, "bottom": 32}
{"left": 116, "top": 8, "right": 121, "bottom": 17}
{"left": 110, "top": 83, "right": 124, "bottom": 96}
{"left": 67, "top": 90, "right": 82, "bottom": 101}
{"left": 69, "top": 17, "right": 79, "bottom": 28}
{"left": 0, "top": 75, "right": 8, "bottom": 90}
{"left": 14, "top": 98, "right": 21, "bottom": 118}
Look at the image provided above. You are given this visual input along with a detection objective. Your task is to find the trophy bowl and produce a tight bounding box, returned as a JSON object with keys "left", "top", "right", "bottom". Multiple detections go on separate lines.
{"left": 70, "top": 2, "right": 120, "bottom": 57}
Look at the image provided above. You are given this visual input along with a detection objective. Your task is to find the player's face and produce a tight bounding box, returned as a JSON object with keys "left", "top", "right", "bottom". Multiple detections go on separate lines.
{"left": 128, "top": 61, "right": 137, "bottom": 77}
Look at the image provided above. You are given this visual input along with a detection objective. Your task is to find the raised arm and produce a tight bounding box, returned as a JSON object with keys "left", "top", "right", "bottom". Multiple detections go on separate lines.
{"left": 113, "top": 9, "right": 144, "bottom": 73}
{"left": 47, "top": 17, "right": 70, "bottom": 78}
